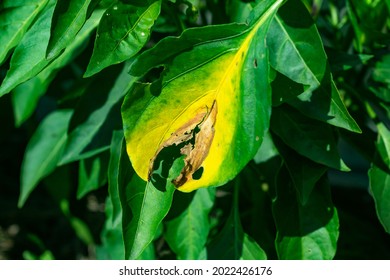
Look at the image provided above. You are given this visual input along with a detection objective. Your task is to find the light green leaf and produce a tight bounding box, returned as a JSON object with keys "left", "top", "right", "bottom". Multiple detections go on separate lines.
{"left": 96, "top": 197, "right": 125, "bottom": 260}
{"left": 241, "top": 234, "right": 267, "bottom": 260}
{"left": 164, "top": 188, "right": 215, "bottom": 260}
{"left": 121, "top": 157, "right": 184, "bottom": 260}
{"left": 253, "top": 131, "right": 279, "bottom": 164}
{"left": 267, "top": 0, "right": 360, "bottom": 133}
{"left": 122, "top": 0, "right": 284, "bottom": 192}
{"left": 271, "top": 106, "right": 349, "bottom": 171}
{"left": 19, "top": 109, "right": 73, "bottom": 207}
{"left": 46, "top": 0, "right": 97, "bottom": 59}
{"left": 273, "top": 168, "right": 339, "bottom": 260}
{"left": 107, "top": 130, "right": 125, "bottom": 226}
{"left": 369, "top": 123, "right": 390, "bottom": 233}
{"left": 59, "top": 63, "right": 136, "bottom": 165}
{"left": 11, "top": 8, "right": 104, "bottom": 127}
{"left": 84, "top": 0, "right": 162, "bottom": 77}
{"left": 0, "top": 0, "right": 49, "bottom": 65}
{"left": 0, "top": 0, "right": 55, "bottom": 97}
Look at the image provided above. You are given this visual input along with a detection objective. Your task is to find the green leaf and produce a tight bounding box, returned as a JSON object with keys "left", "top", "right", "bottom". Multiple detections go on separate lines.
{"left": 271, "top": 106, "right": 349, "bottom": 171}
{"left": 164, "top": 188, "right": 215, "bottom": 260}
{"left": 121, "top": 157, "right": 184, "bottom": 260}
{"left": 0, "top": 0, "right": 49, "bottom": 65}
{"left": 11, "top": 8, "right": 104, "bottom": 127}
{"left": 19, "top": 109, "right": 73, "bottom": 207}
{"left": 253, "top": 131, "right": 279, "bottom": 164}
{"left": 84, "top": 0, "right": 162, "bottom": 77}
{"left": 107, "top": 130, "right": 125, "bottom": 226}
{"left": 373, "top": 54, "right": 390, "bottom": 85}
{"left": 46, "top": 0, "right": 97, "bottom": 59}
{"left": 271, "top": 70, "right": 306, "bottom": 106}
{"left": 208, "top": 180, "right": 266, "bottom": 260}
{"left": 77, "top": 152, "right": 108, "bottom": 199}
{"left": 241, "top": 234, "right": 267, "bottom": 260}
{"left": 272, "top": 135, "right": 327, "bottom": 205}
{"left": 122, "top": 0, "right": 284, "bottom": 192}
{"left": 273, "top": 167, "right": 339, "bottom": 260}
{"left": 0, "top": 0, "right": 55, "bottom": 97}
{"left": 59, "top": 63, "right": 136, "bottom": 165}
{"left": 267, "top": 0, "right": 360, "bottom": 133}
{"left": 369, "top": 123, "right": 390, "bottom": 233}
{"left": 96, "top": 197, "right": 125, "bottom": 260}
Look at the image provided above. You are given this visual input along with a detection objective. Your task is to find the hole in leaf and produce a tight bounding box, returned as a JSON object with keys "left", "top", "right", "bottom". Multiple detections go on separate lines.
{"left": 192, "top": 167, "right": 204, "bottom": 180}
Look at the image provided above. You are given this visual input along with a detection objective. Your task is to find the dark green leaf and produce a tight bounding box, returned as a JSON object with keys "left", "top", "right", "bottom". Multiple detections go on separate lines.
{"left": 208, "top": 179, "right": 267, "bottom": 260}
{"left": 19, "top": 109, "right": 73, "bottom": 207}
{"left": 271, "top": 70, "right": 307, "bottom": 106}
{"left": 59, "top": 63, "right": 135, "bottom": 165}
{"left": 77, "top": 151, "right": 108, "bottom": 199}
{"left": 288, "top": 80, "right": 361, "bottom": 134}
{"left": 273, "top": 135, "right": 327, "bottom": 205}
{"left": 267, "top": 0, "right": 360, "bottom": 133}
{"left": 164, "top": 188, "right": 215, "bottom": 260}
{"left": 271, "top": 106, "right": 349, "bottom": 171}
{"left": 84, "top": 0, "right": 162, "bottom": 77}
{"left": 327, "top": 49, "right": 373, "bottom": 72}
{"left": 373, "top": 54, "right": 390, "bottom": 84}
{"left": 273, "top": 167, "right": 339, "bottom": 259}
{"left": 369, "top": 123, "right": 390, "bottom": 233}
{"left": 0, "top": 0, "right": 49, "bottom": 65}
{"left": 46, "top": 0, "right": 97, "bottom": 59}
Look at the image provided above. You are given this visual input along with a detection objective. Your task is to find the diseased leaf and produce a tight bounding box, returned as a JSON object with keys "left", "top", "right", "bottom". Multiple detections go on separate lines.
{"left": 0, "top": 0, "right": 49, "bottom": 65}
{"left": 46, "top": 0, "right": 97, "bottom": 59}
{"left": 271, "top": 106, "right": 349, "bottom": 171}
{"left": 164, "top": 188, "right": 215, "bottom": 260}
{"left": 19, "top": 109, "right": 73, "bottom": 207}
{"left": 84, "top": 0, "right": 162, "bottom": 77}
{"left": 0, "top": 0, "right": 55, "bottom": 97}
{"left": 267, "top": 0, "right": 360, "bottom": 133}
{"left": 122, "top": 0, "right": 284, "bottom": 192}
{"left": 273, "top": 167, "right": 339, "bottom": 260}
{"left": 369, "top": 123, "right": 390, "bottom": 233}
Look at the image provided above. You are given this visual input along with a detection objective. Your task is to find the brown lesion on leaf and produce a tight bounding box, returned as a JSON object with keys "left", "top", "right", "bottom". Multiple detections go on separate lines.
{"left": 148, "top": 100, "right": 218, "bottom": 188}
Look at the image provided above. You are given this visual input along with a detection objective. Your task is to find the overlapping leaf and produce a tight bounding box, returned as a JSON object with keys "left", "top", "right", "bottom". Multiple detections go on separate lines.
{"left": 273, "top": 168, "right": 339, "bottom": 260}
{"left": 46, "top": 0, "right": 98, "bottom": 59}
{"left": 0, "top": 0, "right": 49, "bottom": 65}
{"left": 164, "top": 188, "right": 215, "bottom": 260}
{"left": 267, "top": 0, "right": 360, "bottom": 133}
{"left": 369, "top": 123, "right": 390, "bottom": 233}
{"left": 11, "top": 8, "right": 104, "bottom": 126}
{"left": 84, "top": 0, "right": 162, "bottom": 77}
{"left": 19, "top": 109, "right": 73, "bottom": 207}
{"left": 122, "top": 0, "right": 285, "bottom": 193}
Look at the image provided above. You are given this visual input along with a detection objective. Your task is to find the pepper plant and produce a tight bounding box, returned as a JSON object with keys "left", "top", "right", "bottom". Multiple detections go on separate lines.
{"left": 0, "top": 0, "right": 389, "bottom": 259}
